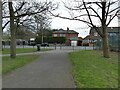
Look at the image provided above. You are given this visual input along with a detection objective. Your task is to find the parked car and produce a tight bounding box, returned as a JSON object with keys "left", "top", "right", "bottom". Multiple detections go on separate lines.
{"left": 41, "top": 43, "right": 49, "bottom": 47}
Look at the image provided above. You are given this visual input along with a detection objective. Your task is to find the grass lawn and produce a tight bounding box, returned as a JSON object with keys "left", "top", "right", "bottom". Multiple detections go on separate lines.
{"left": 2, "top": 55, "right": 40, "bottom": 74}
{"left": 69, "top": 50, "right": 118, "bottom": 88}
{"left": 2, "top": 48, "right": 52, "bottom": 54}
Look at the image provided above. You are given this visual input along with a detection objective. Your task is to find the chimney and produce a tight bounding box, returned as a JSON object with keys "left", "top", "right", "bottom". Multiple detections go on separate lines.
{"left": 67, "top": 27, "right": 69, "bottom": 31}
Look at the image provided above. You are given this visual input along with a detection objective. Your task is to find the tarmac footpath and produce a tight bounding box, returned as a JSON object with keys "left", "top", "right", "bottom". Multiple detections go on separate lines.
{"left": 2, "top": 50, "right": 75, "bottom": 88}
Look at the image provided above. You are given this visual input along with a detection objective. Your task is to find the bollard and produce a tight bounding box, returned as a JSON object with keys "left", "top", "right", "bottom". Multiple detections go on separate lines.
{"left": 37, "top": 44, "right": 40, "bottom": 51}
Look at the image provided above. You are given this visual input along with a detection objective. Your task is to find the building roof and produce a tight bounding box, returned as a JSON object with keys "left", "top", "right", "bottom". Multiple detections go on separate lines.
{"left": 69, "top": 37, "right": 78, "bottom": 41}
{"left": 53, "top": 29, "right": 79, "bottom": 34}
{"left": 107, "top": 27, "right": 120, "bottom": 33}
{"left": 78, "top": 37, "right": 83, "bottom": 41}
{"left": 83, "top": 35, "right": 101, "bottom": 40}
{"left": 90, "top": 27, "right": 120, "bottom": 34}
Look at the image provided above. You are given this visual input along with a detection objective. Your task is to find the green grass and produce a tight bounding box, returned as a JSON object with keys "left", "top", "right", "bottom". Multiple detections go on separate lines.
{"left": 69, "top": 50, "right": 118, "bottom": 88}
{"left": 2, "top": 48, "right": 52, "bottom": 54}
{"left": 2, "top": 55, "right": 40, "bottom": 74}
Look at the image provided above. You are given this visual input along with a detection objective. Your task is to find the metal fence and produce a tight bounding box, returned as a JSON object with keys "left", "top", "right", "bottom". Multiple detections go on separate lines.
{"left": 94, "top": 35, "right": 120, "bottom": 51}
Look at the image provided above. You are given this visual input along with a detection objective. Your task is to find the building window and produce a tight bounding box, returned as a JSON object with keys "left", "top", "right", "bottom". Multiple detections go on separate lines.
{"left": 109, "top": 32, "right": 118, "bottom": 48}
{"left": 53, "top": 34, "right": 57, "bottom": 37}
{"left": 94, "top": 32, "right": 98, "bottom": 36}
{"left": 60, "top": 34, "right": 66, "bottom": 37}
{"left": 109, "top": 33, "right": 117, "bottom": 37}
{"left": 63, "top": 34, "right": 66, "bottom": 37}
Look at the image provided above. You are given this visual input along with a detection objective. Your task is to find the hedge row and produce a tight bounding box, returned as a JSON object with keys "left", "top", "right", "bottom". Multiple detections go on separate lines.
{"left": 35, "top": 36, "right": 66, "bottom": 44}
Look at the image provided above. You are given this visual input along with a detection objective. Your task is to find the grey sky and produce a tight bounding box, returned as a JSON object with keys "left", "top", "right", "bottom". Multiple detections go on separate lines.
{"left": 3, "top": 0, "right": 119, "bottom": 38}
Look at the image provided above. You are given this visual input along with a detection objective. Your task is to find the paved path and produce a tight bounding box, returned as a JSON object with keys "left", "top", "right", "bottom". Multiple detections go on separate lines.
{"left": 1, "top": 49, "right": 76, "bottom": 57}
{"left": 2, "top": 50, "right": 75, "bottom": 88}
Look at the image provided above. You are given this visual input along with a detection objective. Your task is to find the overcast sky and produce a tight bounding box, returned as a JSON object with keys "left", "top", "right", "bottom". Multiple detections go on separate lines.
{"left": 4, "top": 0, "right": 119, "bottom": 38}
{"left": 50, "top": 0, "right": 119, "bottom": 38}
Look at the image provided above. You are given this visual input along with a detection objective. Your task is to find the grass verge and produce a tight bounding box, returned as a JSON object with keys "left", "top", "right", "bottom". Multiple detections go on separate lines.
{"left": 2, "top": 48, "right": 52, "bottom": 54}
{"left": 69, "top": 50, "right": 118, "bottom": 88}
{"left": 2, "top": 55, "right": 40, "bottom": 74}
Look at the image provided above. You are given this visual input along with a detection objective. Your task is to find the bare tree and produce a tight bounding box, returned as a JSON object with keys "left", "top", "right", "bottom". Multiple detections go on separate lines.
{"left": 3, "top": 1, "right": 57, "bottom": 58}
{"left": 15, "top": 25, "right": 36, "bottom": 40}
{"left": 34, "top": 13, "right": 51, "bottom": 43}
{"left": 51, "top": 0, "right": 120, "bottom": 58}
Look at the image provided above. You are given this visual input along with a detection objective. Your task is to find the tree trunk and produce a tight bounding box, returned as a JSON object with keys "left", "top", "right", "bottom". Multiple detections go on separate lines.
{"left": 8, "top": 2, "right": 16, "bottom": 58}
{"left": 0, "top": 1, "right": 2, "bottom": 51}
{"left": 102, "top": 1, "right": 110, "bottom": 58}
{"left": 102, "top": 26, "right": 110, "bottom": 58}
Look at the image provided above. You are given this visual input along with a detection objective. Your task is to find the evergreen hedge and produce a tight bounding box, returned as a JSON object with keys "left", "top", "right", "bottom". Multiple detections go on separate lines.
{"left": 35, "top": 36, "right": 66, "bottom": 44}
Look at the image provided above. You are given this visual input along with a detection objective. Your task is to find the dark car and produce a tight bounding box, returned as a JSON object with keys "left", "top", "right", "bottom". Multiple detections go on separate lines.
{"left": 41, "top": 43, "right": 49, "bottom": 47}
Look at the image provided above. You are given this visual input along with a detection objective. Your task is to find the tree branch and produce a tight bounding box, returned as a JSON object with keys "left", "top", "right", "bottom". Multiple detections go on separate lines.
{"left": 83, "top": 2, "right": 94, "bottom": 26}
{"left": 50, "top": 12, "right": 92, "bottom": 25}
{"left": 106, "top": 2, "right": 110, "bottom": 21}
{"left": 73, "top": 14, "right": 99, "bottom": 18}
{"left": 2, "top": 21, "right": 10, "bottom": 30}
{"left": 108, "top": 6, "right": 120, "bottom": 14}
{"left": 15, "top": 8, "right": 48, "bottom": 18}
{"left": 2, "top": 2, "right": 7, "bottom": 5}
{"left": 14, "top": 2, "right": 26, "bottom": 14}
{"left": 96, "top": 2, "right": 102, "bottom": 8}
{"left": 83, "top": 1, "right": 103, "bottom": 37}
{"left": 89, "top": 6, "right": 102, "bottom": 22}
{"left": 107, "top": 10, "right": 119, "bottom": 26}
